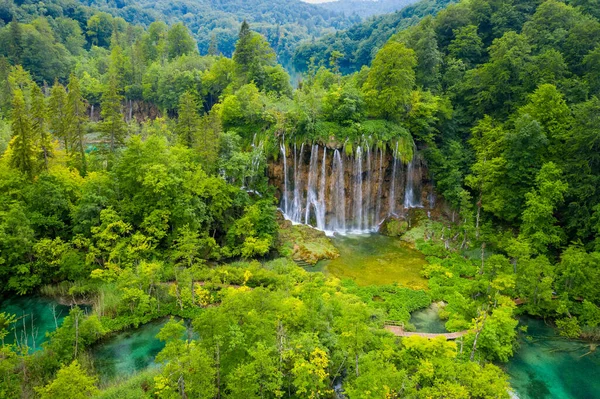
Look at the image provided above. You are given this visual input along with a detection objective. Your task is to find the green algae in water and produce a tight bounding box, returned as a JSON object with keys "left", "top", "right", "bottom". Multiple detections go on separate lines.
{"left": 315, "top": 234, "right": 428, "bottom": 289}
{"left": 410, "top": 305, "right": 447, "bottom": 334}
{"left": 0, "top": 296, "right": 74, "bottom": 350}
{"left": 91, "top": 319, "right": 167, "bottom": 383}
{"left": 507, "top": 317, "right": 600, "bottom": 399}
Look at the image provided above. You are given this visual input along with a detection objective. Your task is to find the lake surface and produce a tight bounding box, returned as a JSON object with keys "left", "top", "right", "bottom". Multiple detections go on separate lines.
{"left": 314, "top": 234, "right": 428, "bottom": 288}
{"left": 91, "top": 319, "right": 167, "bottom": 383}
{"left": 0, "top": 295, "right": 75, "bottom": 350}
{"left": 507, "top": 317, "right": 600, "bottom": 399}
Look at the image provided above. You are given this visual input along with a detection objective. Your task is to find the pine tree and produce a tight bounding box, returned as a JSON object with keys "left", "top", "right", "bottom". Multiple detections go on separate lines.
{"left": 30, "top": 83, "right": 52, "bottom": 170}
{"left": 208, "top": 34, "right": 219, "bottom": 56}
{"left": 175, "top": 92, "right": 201, "bottom": 148}
{"left": 48, "top": 81, "right": 70, "bottom": 151}
{"left": 9, "top": 89, "right": 37, "bottom": 179}
{"left": 233, "top": 20, "right": 253, "bottom": 77}
{"left": 198, "top": 110, "right": 221, "bottom": 172}
{"left": 8, "top": 18, "right": 23, "bottom": 65}
{"left": 100, "top": 75, "right": 127, "bottom": 157}
{"left": 67, "top": 74, "right": 88, "bottom": 175}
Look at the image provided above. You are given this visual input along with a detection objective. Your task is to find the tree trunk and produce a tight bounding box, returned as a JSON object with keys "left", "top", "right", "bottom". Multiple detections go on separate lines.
{"left": 470, "top": 309, "right": 488, "bottom": 362}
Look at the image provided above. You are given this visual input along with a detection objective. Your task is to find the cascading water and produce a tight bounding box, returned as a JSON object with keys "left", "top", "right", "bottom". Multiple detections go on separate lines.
{"left": 403, "top": 149, "right": 422, "bottom": 209}
{"left": 389, "top": 142, "right": 399, "bottom": 216}
{"left": 375, "top": 148, "right": 384, "bottom": 224}
{"left": 280, "top": 141, "right": 289, "bottom": 214}
{"left": 279, "top": 142, "right": 423, "bottom": 235}
{"left": 331, "top": 149, "right": 346, "bottom": 232}
{"left": 364, "top": 144, "right": 372, "bottom": 230}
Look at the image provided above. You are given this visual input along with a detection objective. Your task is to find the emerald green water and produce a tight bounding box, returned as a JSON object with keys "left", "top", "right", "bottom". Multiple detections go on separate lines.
{"left": 91, "top": 319, "right": 167, "bottom": 383}
{"left": 507, "top": 317, "right": 600, "bottom": 399}
{"left": 0, "top": 296, "right": 74, "bottom": 350}
{"left": 410, "top": 305, "right": 447, "bottom": 333}
{"left": 315, "top": 234, "right": 428, "bottom": 289}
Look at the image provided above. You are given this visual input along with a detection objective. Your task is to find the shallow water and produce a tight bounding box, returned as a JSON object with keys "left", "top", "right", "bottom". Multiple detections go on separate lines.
{"left": 91, "top": 319, "right": 167, "bottom": 383}
{"left": 0, "top": 296, "right": 74, "bottom": 350}
{"left": 507, "top": 317, "right": 600, "bottom": 399}
{"left": 314, "top": 234, "right": 428, "bottom": 288}
{"left": 410, "top": 305, "right": 447, "bottom": 333}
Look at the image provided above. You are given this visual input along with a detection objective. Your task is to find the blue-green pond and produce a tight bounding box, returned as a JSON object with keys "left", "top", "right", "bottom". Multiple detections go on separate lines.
{"left": 507, "top": 317, "right": 600, "bottom": 399}
{"left": 0, "top": 295, "right": 76, "bottom": 350}
{"left": 90, "top": 319, "right": 167, "bottom": 383}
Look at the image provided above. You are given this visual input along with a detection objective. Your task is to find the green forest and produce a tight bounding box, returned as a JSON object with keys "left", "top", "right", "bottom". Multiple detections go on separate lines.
{"left": 0, "top": 0, "right": 599, "bottom": 397}
{"left": 0, "top": 0, "right": 359, "bottom": 67}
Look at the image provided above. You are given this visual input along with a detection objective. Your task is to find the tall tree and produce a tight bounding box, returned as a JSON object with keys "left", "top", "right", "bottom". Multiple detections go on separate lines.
{"left": 7, "top": 18, "right": 23, "bottom": 65}
{"left": 67, "top": 74, "right": 88, "bottom": 175}
{"left": 233, "top": 21, "right": 276, "bottom": 88}
{"left": 48, "top": 81, "right": 70, "bottom": 151}
{"left": 520, "top": 162, "right": 568, "bottom": 254}
{"left": 30, "top": 83, "right": 52, "bottom": 170}
{"left": 9, "top": 89, "right": 37, "bottom": 179}
{"left": 175, "top": 92, "right": 201, "bottom": 148}
{"left": 166, "top": 23, "right": 197, "bottom": 60}
{"left": 362, "top": 41, "right": 417, "bottom": 120}
{"left": 100, "top": 76, "right": 127, "bottom": 158}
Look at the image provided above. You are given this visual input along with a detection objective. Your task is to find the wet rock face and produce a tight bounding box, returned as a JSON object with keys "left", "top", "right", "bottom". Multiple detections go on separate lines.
{"left": 268, "top": 143, "right": 437, "bottom": 234}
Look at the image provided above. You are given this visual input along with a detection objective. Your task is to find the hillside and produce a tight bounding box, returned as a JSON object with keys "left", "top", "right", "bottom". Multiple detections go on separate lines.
{"left": 317, "top": 0, "right": 421, "bottom": 18}
{"left": 294, "top": 0, "right": 455, "bottom": 73}
{"left": 77, "top": 0, "right": 361, "bottom": 64}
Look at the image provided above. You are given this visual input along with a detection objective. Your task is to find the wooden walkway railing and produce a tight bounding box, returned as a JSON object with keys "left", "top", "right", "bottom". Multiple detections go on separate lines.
{"left": 383, "top": 323, "right": 468, "bottom": 340}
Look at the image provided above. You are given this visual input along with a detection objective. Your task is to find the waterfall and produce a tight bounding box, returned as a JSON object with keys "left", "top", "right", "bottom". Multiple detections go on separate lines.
{"left": 305, "top": 145, "right": 325, "bottom": 229}
{"left": 364, "top": 144, "right": 372, "bottom": 230}
{"left": 90, "top": 104, "right": 94, "bottom": 120}
{"left": 331, "top": 149, "right": 346, "bottom": 232}
{"left": 375, "top": 147, "right": 384, "bottom": 226}
{"left": 389, "top": 142, "right": 399, "bottom": 216}
{"left": 404, "top": 150, "right": 422, "bottom": 208}
{"left": 353, "top": 146, "right": 363, "bottom": 232}
{"left": 291, "top": 144, "right": 304, "bottom": 222}
{"left": 279, "top": 141, "right": 424, "bottom": 235}
{"left": 280, "top": 141, "right": 289, "bottom": 214}
{"left": 319, "top": 147, "right": 327, "bottom": 230}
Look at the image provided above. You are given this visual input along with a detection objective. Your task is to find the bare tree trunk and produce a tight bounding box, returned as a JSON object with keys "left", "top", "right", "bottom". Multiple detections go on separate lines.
{"left": 479, "top": 242, "right": 486, "bottom": 275}
{"left": 178, "top": 374, "right": 187, "bottom": 398}
{"left": 470, "top": 310, "right": 488, "bottom": 362}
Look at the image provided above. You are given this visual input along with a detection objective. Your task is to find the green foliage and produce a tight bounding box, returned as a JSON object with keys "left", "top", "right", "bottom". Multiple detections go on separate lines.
{"left": 362, "top": 41, "right": 417, "bottom": 120}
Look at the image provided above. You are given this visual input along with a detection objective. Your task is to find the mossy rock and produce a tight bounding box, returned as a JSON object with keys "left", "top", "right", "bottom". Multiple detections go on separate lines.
{"left": 379, "top": 216, "right": 409, "bottom": 237}
{"left": 276, "top": 219, "right": 339, "bottom": 265}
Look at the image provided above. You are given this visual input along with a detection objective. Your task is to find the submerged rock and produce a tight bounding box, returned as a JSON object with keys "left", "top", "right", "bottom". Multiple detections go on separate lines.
{"left": 276, "top": 218, "right": 339, "bottom": 265}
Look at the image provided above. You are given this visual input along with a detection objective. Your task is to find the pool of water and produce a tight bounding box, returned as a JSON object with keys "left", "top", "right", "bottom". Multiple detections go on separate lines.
{"left": 91, "top": 319, "right": 167, "bottom": 383}
{"left": 314, "top": 234, "right": 428, "bottom": 289}
{"left": 507, "top": 317, "right": 600, "bottom": 399}
{"left": 0, "top": 295, "right": 75, "bottom": 350}
{"left": 410, "top": 304, "right": 447, "bottom": 333}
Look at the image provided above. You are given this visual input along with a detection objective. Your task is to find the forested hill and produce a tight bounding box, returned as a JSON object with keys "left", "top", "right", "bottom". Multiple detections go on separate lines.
{"left": 315, "top": 0, "right": 421, "bottom": 18}
{"left": 75, "top": 0, "right": 360, "bottom": 64}
{"left": 294, "top": 0, "right": 455, "bottom": 73}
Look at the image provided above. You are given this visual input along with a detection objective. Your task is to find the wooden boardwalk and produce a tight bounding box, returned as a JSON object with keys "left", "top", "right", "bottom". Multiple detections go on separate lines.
{"left": 384, "top": 324, "right": 468, "bottom": 340}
